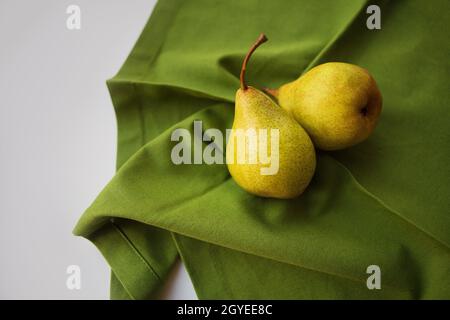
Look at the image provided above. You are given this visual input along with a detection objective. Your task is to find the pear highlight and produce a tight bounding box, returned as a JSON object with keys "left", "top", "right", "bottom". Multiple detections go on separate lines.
{"left": 226, "top": 34, "right": 316, "bottom": 199}
{"left": 268, "top": 62, "right": 382, "bottom": 151}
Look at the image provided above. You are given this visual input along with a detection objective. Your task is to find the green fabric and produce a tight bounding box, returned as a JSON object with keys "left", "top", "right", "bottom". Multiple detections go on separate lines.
{"left": 74, "top": 0, "right": 450, "bottom": 299}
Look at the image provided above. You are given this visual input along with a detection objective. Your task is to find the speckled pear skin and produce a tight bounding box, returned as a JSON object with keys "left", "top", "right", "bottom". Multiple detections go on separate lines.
{"left": 226, "top": 86, "right": 316, "bottom": 199}
{"left": 277, "top": 62, "right": 382, "bottom": 151}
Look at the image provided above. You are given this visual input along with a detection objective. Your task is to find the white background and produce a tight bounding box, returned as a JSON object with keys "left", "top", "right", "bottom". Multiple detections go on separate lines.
{"left": 0, "top": 0, "right": 196, "bottom": 299}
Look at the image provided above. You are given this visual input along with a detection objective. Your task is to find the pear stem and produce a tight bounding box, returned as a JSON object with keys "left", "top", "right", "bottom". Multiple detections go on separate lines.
{"left": 263, "top": 87, "right": 279, "bottom": 98}
{"left": 240, "top": 33, "right": 268, "bottom": 91}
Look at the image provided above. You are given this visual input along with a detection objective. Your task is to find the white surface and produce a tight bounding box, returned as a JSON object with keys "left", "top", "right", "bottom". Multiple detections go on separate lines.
{"left": 0, "top": 0, "right": 196, "bottom": 299}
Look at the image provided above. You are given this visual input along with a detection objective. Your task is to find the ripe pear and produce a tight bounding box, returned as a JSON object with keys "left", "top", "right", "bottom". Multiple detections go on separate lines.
{"left": 266, "top": 62, "right": 382, "bottom": 150}
{"left": 226, "top": 34, "right": 316, "bottom": 199}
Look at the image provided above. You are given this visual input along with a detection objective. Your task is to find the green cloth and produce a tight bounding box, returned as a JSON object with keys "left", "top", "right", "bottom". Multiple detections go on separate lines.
{"left": 74, "top": 0, "right": 450, "bottom": 299}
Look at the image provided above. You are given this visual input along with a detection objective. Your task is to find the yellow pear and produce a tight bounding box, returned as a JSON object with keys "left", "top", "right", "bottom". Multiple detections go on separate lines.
{"left": 226, "top": 34, "right": 316, "bottom": 199}
{"left": 266, "top": 62, "right": 382, "bottom": 150}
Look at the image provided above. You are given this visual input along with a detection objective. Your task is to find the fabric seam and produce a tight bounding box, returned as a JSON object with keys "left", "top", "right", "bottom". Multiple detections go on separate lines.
{"left": 111, "top": 220, "right": 161, "bottom": 281}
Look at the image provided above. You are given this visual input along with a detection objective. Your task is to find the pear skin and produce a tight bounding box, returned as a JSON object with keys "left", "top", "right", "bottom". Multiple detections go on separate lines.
{"left": 272, "top": 62, "right": 382, "bottom": 150}
{"left": 227, "top": 87, "right": 316, "bottom": 199}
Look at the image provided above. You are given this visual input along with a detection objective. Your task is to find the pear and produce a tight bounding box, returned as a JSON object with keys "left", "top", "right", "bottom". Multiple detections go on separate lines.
{"left": 226, "top": 34, "right": 316, "bottom": 199}
{"left": 266, "top": 62, "right": 382, "bottom": 150}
